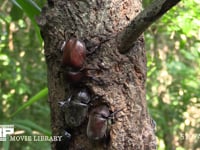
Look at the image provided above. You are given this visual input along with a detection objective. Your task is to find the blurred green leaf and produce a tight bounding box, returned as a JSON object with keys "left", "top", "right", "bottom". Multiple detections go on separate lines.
{"left": 11, "top": 0, "right": 43, "bottom": 44}
{"left": 14, "top": 120, "right": 51, "bottom": 136}
{"left": 14, "top": 123, "right": 33, "bottom": 134}
{"left": 10, "top": 4, "right": 23, "bottom": 21}
{"left": 3, "top": 139, "right": 10, "bottom": 150}
{"left": 10, "top": 88, "right": 48, "bottom": 117}
{"left": 11, "top": 0, "right": 41, "bottom": 17}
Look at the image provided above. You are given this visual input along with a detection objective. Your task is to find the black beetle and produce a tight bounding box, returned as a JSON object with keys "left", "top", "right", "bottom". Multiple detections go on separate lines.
{"left": 56, "top": 130, "right": 71, "bottom": 150}
{"left": 59, "top": 88, "right": 91, "bottom": 128}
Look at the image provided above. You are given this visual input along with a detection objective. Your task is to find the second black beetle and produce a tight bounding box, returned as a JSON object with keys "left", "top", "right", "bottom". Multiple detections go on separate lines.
{"left": 59, "top": 88, "right": 91, "bottom": 128}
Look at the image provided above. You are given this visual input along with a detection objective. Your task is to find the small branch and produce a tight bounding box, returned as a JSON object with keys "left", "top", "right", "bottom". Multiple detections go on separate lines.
{"left": 117, "top": 0, "right": 181, "bottom": 53}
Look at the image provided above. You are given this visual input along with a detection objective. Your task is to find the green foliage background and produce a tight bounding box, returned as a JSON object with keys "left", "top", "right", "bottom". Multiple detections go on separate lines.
{"left": 0, "top": 0, "right": 199, "bottom": 149}
{"left": 145, "top": 0, "right": 200, "bottom": 149}
{"left": 0, "top": 0, "right": 50, "bottom": 149}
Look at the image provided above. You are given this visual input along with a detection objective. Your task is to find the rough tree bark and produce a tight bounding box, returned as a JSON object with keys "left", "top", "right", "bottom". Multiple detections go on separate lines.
{"left": 37, "top": 0, "right": 180, "bottom": 149}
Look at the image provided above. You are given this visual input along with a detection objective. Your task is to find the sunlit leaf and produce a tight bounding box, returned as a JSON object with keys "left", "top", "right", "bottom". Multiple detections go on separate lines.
{"left": 11, "top": 0, "right": 43, "bottom": 44}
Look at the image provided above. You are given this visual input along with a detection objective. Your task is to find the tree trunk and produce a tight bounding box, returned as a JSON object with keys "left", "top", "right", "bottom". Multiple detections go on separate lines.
{"left": 38, "top": 0, "right": 156, "bottom": 149}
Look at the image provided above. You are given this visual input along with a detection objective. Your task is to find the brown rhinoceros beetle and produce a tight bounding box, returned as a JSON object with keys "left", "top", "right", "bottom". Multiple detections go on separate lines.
{"left": 87, "top": 105, "right": 123, "bottom": 140}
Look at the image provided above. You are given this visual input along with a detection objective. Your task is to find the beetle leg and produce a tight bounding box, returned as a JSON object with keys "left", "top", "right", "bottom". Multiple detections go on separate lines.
{"left": 80, "top": 67, "right": 101, "bottom": 72}
{"left": 108, "top": 107, "right": 125, "bottom": 119}
{"left": 62, "top": 130, "right": 71, "bottom": 139}
{"left": 58, "top": 96, "right": 72, "bottom": 108}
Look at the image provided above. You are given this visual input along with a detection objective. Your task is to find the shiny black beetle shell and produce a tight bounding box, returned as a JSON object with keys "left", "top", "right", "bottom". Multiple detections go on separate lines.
{"left": 59, "top": 89, "right": 91, "bottom": 128}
